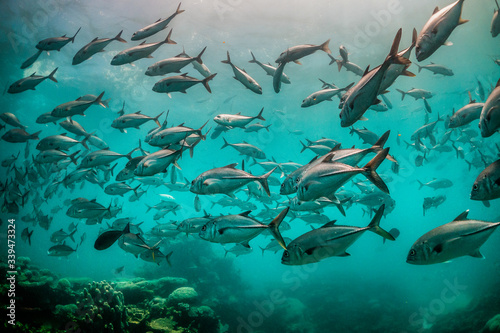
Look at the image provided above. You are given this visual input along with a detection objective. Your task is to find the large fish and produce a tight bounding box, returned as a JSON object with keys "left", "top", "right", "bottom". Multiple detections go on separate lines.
{"left": 48, "top": 243, "right": 77, "bottom": 256}
{"left": 36, "top": 134, "right": 88, "bottom": 151}
{"left": 407, "top": 210, "right": 500, "bottom": 265}
{"left": 111, "top": 30, "right": 176, "bottom": 65}
{"left": 2, "top": 129, "right": 41, "bottom": 143}
{"left": 152, "top": 73, "right": 216, "bottom": 96}
{"left": 134, "top": 148, "right": 182, "bottom": 177}
{"left": 448, "top": 92, "right": 483, "bottom": 128}
{"left": 8, "top": 68, "right": 58, "bottom": 94}
{"left": 221, "top": 52, "right": 262, "bottom": 94}
{"left": 73, "top": 30, "right": 127, "bottom": 65}
{"left": 112, "top": 110, "right": 163, "bottom": 132}
{"left": 94, "top": 223, "right": 130, "bottom": 250}
{"left": 282, "top": 205, "right": 394, "bottom": 265}
{"left": 51, "top": 92, "right": 106, "bottom": 118}
{"left": 78, "top": 148, "right": 135, "bottom": 168}
{"left": 131, "top": 3, "right": 184, "bottom": 40}
{"left": 190, "top": 163, "right": 275, "bottom": 197}
{"left": 36, "top": 27, "right": 81, "bottom": 51}
{"left": 296, "top": 148, "right": 390, "bottom": 202}
{"left": 479, "top": 78, "right": 500, "bottom": 138}
{"left": 415, "top": 0, "right": 468, "bottom": 61}
{"left": 0, "top": 113, "right": 25, "bottom": 129}
{"left": 149, "top": 121, "right": 207, "bottom": 147}
{"left": 199, "top": 207, "right": 289, "bottom": 249}
{"left": 339, "top": 29, "right": 410, "bottom": 127}
{"left": 275, "top": 39, "right": 331, "bottom": 64}
{"left": 470, "top": 159, "right": 500, "bottom": 201}
{"left": 492, "top": 0, "right": 500, "bottom": 37}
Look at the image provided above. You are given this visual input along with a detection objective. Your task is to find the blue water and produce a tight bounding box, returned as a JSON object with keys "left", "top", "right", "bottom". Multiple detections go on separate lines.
{"left": 1, "top": 0, "right": 500, "bottom": 332}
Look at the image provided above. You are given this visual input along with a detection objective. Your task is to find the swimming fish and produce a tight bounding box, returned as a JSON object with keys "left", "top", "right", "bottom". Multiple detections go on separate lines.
{"left": 479, "top": 78, "right": 500, "bottom": 138}
{"left": 222, "top": 51, "right": 262, "bottom": 94}
{"left": 470, "top": 159, "right": 500, "bottom": 201}
{"left": 73, "top": 30, "right": 127, "bottom": 65}
{"left": 36, "top": 27, "right": 81, "bottom": 51}
{"left": 131, "top": 3, "right": 184, "bottom": 40}
{"left": 8, "top": 68, "right": 58, "bottom": 94}
{"left": 111, "top": 30, "right": 176, "bottom": 65}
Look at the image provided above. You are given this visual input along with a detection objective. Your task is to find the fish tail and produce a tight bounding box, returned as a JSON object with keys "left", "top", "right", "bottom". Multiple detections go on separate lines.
{"left": 125, "top": 147, "right": 138, "bottom": 160}
{"left": 94, "top": 91, "right": 106, "bottom": 107}
{"left": 165, "top": 251, "right": 173, "bottom": 267}
{"left": 175, "top": 2, "right": 185, "bottom": 15}
{"left": 300, "top": 141, "right": 308, "bottom": 153}
{"left": 411, "top": 28, "right": 417, "bottom": 47}
{"left": 367, "top": 205, "right": 394, "bottom": 241}
{"left": 396, "top": 89, "right": 406, "bottom": 100}
{"left": 255, "top": 107, "right": 265, "bottom": 121}
{"left": 417, "top": 180, "right": 425, "bottom": 190}
{"left": 164, "top": 29, "right": 177, "bottom": 44}
{"left": 320, "top": 39, "right": 331, "bottom": 54}
{"left": 220, "top": 137, "right": 230, "bottom": 150}
{"left": 132, "top": 184, "right": 141, "bottom": 196}
{"left": 30, "top": 130, "right": 42, "bottom": 140}
{"left": 48, "top": 67, "right": 58, "bottom": 83}
{"left": 362, "top": 148, "right": 390, "bottom": 194}
{"left": 195, "top": 46, "right": 206, "bottom": 64}
{"left": 114, "top": 30, "right": 127, "bottom": 43}
{"left": 326, "top": 54, "right": 335, "bottom": 66}
{"left": 386, "top": 28, "right": 411, "bottom": 66}
{"left": 221, "top": 51, "right": 231, "bottom": 64}
{"left": 69, "top": 150, "right": 80, "bottom": 165}
{"left": 249, "top": 51, "right": 258, "bottom": 63}
{"left": 416, "top": 63, "right": 422, "bottom": 73}
{"left": 342, "top": 82, "right": 354, "bottom": 91}
{"left": 267, "top": 207, "right": 289, "bottom": 250}
{"left": 71, "top": 27, "right": 81, "bottom": 43}
{"left": 259, "top": 246, "right": 265, "bottom": 257}
{"left": 69, "top": 228, "right": 77, "bottom": 243}
{"left": 153, "top": 111, "right": 164, "bottom": 126}
{"left": 257, "top": 167, "right": 275, "bottom": 197}
{"left": 265, "top": 124, "right": 271, "bottom": 132}
{"left": 201, "top": 73, "right": 217, "bottom": 93}
{"left": 336, "top": 59, "right": 343, "bottom": 72}
{"left": 28, "top": 230, "right": 33, "bottom": 246}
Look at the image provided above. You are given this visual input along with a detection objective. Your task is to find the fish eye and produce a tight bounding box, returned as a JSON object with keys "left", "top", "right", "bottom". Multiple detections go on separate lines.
{"left": 201, "top": 225, "right": 207, "bottom": 231}
{"left": 283, "top": 251, "right": 289, "bottom": 257}
{"left": 472, "top": 184, "right": 478, "bottom": 191}
{"left": 409, "top": 249, "right": 416, "bottom": 256}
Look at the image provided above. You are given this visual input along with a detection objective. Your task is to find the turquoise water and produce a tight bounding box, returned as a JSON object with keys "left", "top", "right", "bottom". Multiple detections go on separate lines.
{"left": 1, "top": 0, "right": 500, "bottom": 332}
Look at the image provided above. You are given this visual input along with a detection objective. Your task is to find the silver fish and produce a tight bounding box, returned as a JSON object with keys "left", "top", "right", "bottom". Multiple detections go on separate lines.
{"left": 36, "top": 27, "right": 81, "bottom": 51}
{"left": 111, "top": 30, "right": 176, "bottom": 65}
{"left": 416, "top": 62, "right": 454, "bottom": 76}
{"left": 275, "top": 39, "right": 331, "bottom": 64}
{"left": 222, "top": 52, "right": 262, "bottom": 94}
{"left": 214, "top": 108, "right": 265, "bottom": 129}
{"left": 152, "top": 73, "right": 216, "bottom": 95}
{"left": 8, "top": 68, "right": 57, "bottom": 94}
{"left": 471, "top": 159, "right": 500, "bottom": 201}
{"left": 249, "top": 51, "right": 290, "bottom": 83}
{"left": 145, "top": 47, "right": 205, "bottom": 76}
{"left": 479, "top": 79, "right": 500, "bottom": 138}
{"left": 72, "top": 30, "right": 127, "bottom": 65}
{"left": 131, "top": 3, "right": 184, "bottom": 40}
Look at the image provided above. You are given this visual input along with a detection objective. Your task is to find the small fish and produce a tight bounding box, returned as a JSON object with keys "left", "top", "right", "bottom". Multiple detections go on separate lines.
{"left": 493, "top": 0, "right": 500, "bottom": 37}
{"left": 417, "top": 178, "right": 453, "bottom": 190}
{"left": 407, "top": 210, "right": 500, "bottom": 265}
{"left": 50, "top": 228, "right": 77, "bottom": 243}
{"left": 224, "top": 244, "right": 253, "bottom": 258}
{"left": 145, "top": 47, "right": 206, "bottom": 76}
{"left": 112, "top": 110, "right": 163, "bottom": 132}
{"left": 36, "top": 27, "right": 81, "bottom": 51}
{"left": 416, "top": 63, "right": 454, "bottom": 76}
{"left": 104, "top": 183, "right": 140, "bottom": 196}
{"left": 479, "top": 79, "right": 500, "bottom": 138}
{"left": 2, "top": 129, "right": 41, "bottom": 143}
{"left": 301, "top": 83, "right": 353, "bottom": 108}
{"left": 222, "top": 52, "right": 262, "bottom": 94}
{"left": 51, "top": 92, "right": 106, "bottom": 118}
{"left": 221, "top": 138, "right": 266, "bottom": 160}
{"left": 48, "top": 242, "right": 77, "bottom": 257}
{"left": 73, "top": 30, "right": 127, "bottom": 65}
{"left": 248, "top": 51, "right": 290, "bottom": 83}
{"left": 134, "top": 148, "right": 182, "bottom": 177}
{"left": 8, "top": 68, "right": 58, "bottom": 94}
{"left": 0, "top": 113, "right": 26, "bottom": 129}
{"left": 152, "top": 73, "right": 217, "bottom": 96}
{"left": 396, "top": 88, "right": 433, "bottom": 101}
{"left": 21, "top": 228, "right": 33, "bottom": 246}
{"left": 131, "top": 3, "right": 184, "bottom": 40}
{"left": 114, "top": 266, "right": 125, "bottom": 274}
{"left": 214, "top": 108, "right": 265, "bottom": 129}
{"left": 194, "top": 195, "right": 201, "bottom": 212}
{"left": 20, "top": 49, "right": 43, "bottom": 69}
{"left": 423, "top": 195, "right": 446, "bottom": 216}
{"left": 111, "top": 30, "right": 176, "bottom": 65}
{"left": 276, "top": 39, "right": 331, "bottom": 64}
{"left": 415, "top": 0, "right": 468, "bottom": 61}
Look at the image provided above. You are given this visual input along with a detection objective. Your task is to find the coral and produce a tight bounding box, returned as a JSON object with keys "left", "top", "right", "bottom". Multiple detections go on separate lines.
{"left": 168, "top": 287, "right": 198, "bottom": 307}
{"left": 147, "top": 317, "right": 183, "bottom": 333}
{"left": 483, "top": 314, "right": 500, "bottom": 333}
{"left": 115, "top": 277, "right": 187, "bottom": 304}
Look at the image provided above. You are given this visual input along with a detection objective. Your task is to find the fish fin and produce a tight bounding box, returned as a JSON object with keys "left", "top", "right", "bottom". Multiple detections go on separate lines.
{"left": 443, "top": 41, "right": 453, "bottom": 46}
{"left": 222, "top": 163, "right": 238, "bottom": 169}
{"left": 293, "top": 60, "right": 302, "bottom": 65}
{"left": 337, "top": 252, "right": 351, "bottom": 257}
{"left": 469, "top": 249, "right": 484, "bottom": 259}
{"left": 432, "top": 6, "right": 439, "bottom": 14}
{"left": 257, "top": 167, "right": 276, "bottom": 196}
{"left": 267, "top": 207, "right": 289, "bottom": 250}
{"left": 362, "top": 148, "right": 390, "bottom": 194}
{"left": 402, "top": 70, "right": 415, "bottom": 77}
{"left": 240, "top": 241, "right": 250, "bottom": 248}
{"left": 453, "top": 210, "right": 469, "bottom": 221}
{"left": 146, "top": 55, "right": 154, "bottom": 58}
{"left": 367, "top": 205, "right": 394, "bottom": 241}
{"left": 164, "top": 29, "right": 176, "bottom": 44}
{"left": 202, "top": 73, "right": 217, "bottom": 93}
{"left": 458, "top": 18, "right": 469, "bottom": 25}
{"left": 320, "top": 220, "right": 337, "bottom": 228}
{"left": 48, "top": 67, "right": 58, "bottom": 83}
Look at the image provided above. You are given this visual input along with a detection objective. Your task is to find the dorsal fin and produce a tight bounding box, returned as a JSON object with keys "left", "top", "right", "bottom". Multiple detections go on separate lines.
{"left": 468, "top": 91, "right": 475, "bottom": 104}
{"left": 239, "top": 210, "right": 252, "bottom": 217}
{"left": 60, "top": 133, "right": 67, "bottom": 136}
{"left": 496, "top": 78, "right": 500, "bottom": 88}
{"left": 320, "top": 220, "right": 337, "bottom": 228}
{"left": 307, "top": 155, "right": 319, "bottom": 164}
{"left": 322, "top": 152, "right": 335, "bottom": 163}
{"left": 236, "top": 112, "right": 241, "bottom": 115}
{"left": 135, "top": 111, "right": 142, "bottom": 114}
{"left": 140, "top": 40, "right": 147, "bottom": 45}
{"left": 432, "top": 6, "right": 439, "bottom": 15}
{"left": 92, "top": 37, "right": 99, "bottom": 42}
{"left": 222, "top": 163, "right": 238, "bottom": 169}
{"left": 90, "top": 199, "right": 97, "bottom": 202}
{"left": 362, "top": 65, "right": 370, "bottom": 77}
{"left": 331, "top": 143, "right": 342, "bottom": 151}
{"left": 453, "top": 210, "right": 469, "bottom": 221}
{"left": 155, "top": 18, "right": 162, "bottom": 22}
{"left": 181, "top": 73, "right": 189, "bottom": 77}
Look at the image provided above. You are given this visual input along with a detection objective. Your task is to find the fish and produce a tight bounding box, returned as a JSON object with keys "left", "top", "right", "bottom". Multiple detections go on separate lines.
{"left": 214, "top": 108, "right": 265, "bottom": 129}
{"left": 112, "top": 110, "right": 163, "bottom": 132}
{"left": 415, "top": 0, "right": 468, "bottom": 61}
{"left": 36, "top": 27, "right": 81, "bottom": 51}
{"left": 35, "top": 149, "right": 80, "bottom": 165}
{"left": 36, "top": 134, "right": 89, "bottom": 151}
{"left": 479, "top": 78, "right": 500, "bottom": 138}
{"left": 300, "top": 142, "right": 332, "bottom": 155}
{"left": 301, "top": 83, "right": 353, "bottom": 108}
{"left": 72, "top": 30, "right": 127, "bottom": 65}
{"left": 417, "top": 178, "right": 453, "bottom": 190}
{"left": 248, "top": 51, "right": 291, "bottom": 83}
{"left": 8, "top": 68, "right": 58, "bottom": 94}
{"left": 176, "top": 48, "right": 213, "bottom": 78}
{"left": 78, "top": 148, "right": 135, "bottom": 169}
{"left": 221, "top": 138, "right": 266, "bottom": 160}
{"left": 410, "top": 114, "right": 443, "bottom": 143}
{"left": 328, "top": 53, "right": 364, "bottom": 77}
{"left": 199, "top": 207, "right": 289, "bottom": 249}
{"left": 423, "top": 98, "right": 432, "bottom": 114}
{"left": 104, "top": 183, "right": 140, "bottom": 196}
{"left": 339, "top": 29, "right": 410, "bottom": 127}
{"left": 66, "top": 199, "right": 110, "bottom": 220}
{"left": 191, "top": 163, "right": 275, "bottom": 197}
{"left": 114, "top": 266, "right": 125, "bottom": 274}
{"left": 50, "top": 227, "right": 77, "bottom": 243}
{"left": 275, "top": 39, "right": 331, "bottom": 64}
{"left": 131, "top": 3, "right": 184, "bottom": 40}
{"left": 2, "top": 129, "right": 41, "bottom": 143}
{"left": 59, "top": 117, "right": 89, "bottom": 137}
{"left": 282, "top": 205, "right": 394, "bottom": 265}
{"left": 152, "top": 73, "right": 217, "bottom": 95}
{"left": 48, "top": 242, "right": 77, "bottom": 256}
{"left": 396, "top": 88, "right": 433, "bottom": 101}
{"left": 0, "top": 113, "right": 25, "bottom": 129}
{"left": 111, "top": 30, "right": 176, "bottom": 65}
{"left": 21, "top": 227, "right": 33, "bottom": 246}
{"left": 149, "top": 121, "right": 207, "bottom": 147}
{"left": 36, "top": 112, "right": 60, "bottom": 125}
{"left": 135, "top": 148, "right": 182, "bottom": 177}
{"left": 222, "top": 52, "right": 262, "bottom": 94}
{"left": 140, "top": 244, "right": 173, "bottom": 265}
{"left": 51, "top": 91, "right": 106, "bottom": 118}
{"left": 470, "top": 159, "right": 500, "bottom": 201}
{"left": 296, "top": 148, "right": 390, "bottom": 202}
{"left": 94, "top": 223, "right": 130, "bottom": 250}
{"left": 349, "top": 127, "right": 379, "bottom": 145}
{"left": 423, "top": 195, "right": 446, "bottom": 216}
{"left": 244, "top": 123, "right": 271, "bottom": 133}
{"left": 177, "top": 212, "right": 212, "bottom": 236}
{"left": 145, "top": 47, "right": 206, "bottom": 76}
{"left": 224, "top": 243, "right": 253, "bottom": 257}
{"left": 273, "top": 62, "right": 286, "bottom": 93}
{"left": 407, "top": 210, "right": 500, "bottom": 265}
{"left": 260, "top": 238, "right": 293, "bottom": 255}
{"left": 415, "top": 63, "right": 454, "bottom": 76}
{"left": 20, "top": 49, "right": 43, "bottom": 69}
{"left": 493, "top": 0, "right": 500, "bottom": 37}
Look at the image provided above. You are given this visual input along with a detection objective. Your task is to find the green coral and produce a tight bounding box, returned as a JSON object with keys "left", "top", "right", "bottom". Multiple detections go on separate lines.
{"left": 483, "top": 314, "right": 500, "bottom": 333}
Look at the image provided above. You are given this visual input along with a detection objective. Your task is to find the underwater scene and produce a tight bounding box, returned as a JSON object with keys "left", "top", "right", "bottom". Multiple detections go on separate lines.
{"left": 1, "top": 0, "right": 500, "bottom": 332}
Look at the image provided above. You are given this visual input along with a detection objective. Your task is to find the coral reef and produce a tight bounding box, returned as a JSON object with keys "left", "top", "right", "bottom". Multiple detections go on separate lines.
{"left": 483, "top": 314, "right": 500, "bottom": 333}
